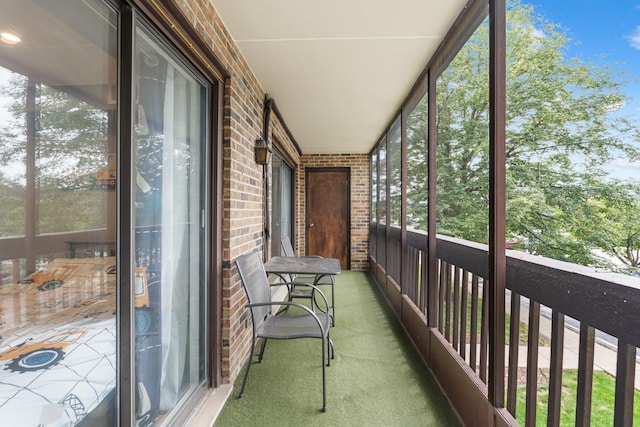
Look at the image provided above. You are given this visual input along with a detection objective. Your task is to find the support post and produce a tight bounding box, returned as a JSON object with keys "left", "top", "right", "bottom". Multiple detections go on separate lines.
{"left": 488, "top": 0, "right": 507, "bottom": 407}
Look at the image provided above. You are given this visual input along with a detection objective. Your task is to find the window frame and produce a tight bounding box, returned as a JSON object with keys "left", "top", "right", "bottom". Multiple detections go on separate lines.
{"left": 270, "top": 146, "right": 296, "bottom": 257}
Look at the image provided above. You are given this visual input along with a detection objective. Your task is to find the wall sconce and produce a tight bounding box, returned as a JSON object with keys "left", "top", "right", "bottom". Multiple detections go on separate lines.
{"left": 254, "top": 138, "right": 272, "bottom": 165}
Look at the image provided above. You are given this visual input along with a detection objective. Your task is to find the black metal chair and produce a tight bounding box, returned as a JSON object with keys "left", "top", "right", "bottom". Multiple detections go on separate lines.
{"left": 280, "top": 236, "right": 335, "bottom": 325}
{"left": 235, "top": 252, "right": 334, "bottom": 412}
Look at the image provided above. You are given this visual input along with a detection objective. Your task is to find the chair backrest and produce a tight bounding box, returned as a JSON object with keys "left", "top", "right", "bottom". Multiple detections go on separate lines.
{"left": 236, "top": 252, "right": 272, "bottom": 329}
{"left": 281, "top": 236, "right": 295, "bottom": 257}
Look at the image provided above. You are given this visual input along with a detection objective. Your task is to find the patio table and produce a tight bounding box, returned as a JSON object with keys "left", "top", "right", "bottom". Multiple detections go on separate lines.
{"left": 264, "top": 256, "right": 341, "bottom": 278}
{"left": 264, "top": 256, "right": 340, "bottom": 324}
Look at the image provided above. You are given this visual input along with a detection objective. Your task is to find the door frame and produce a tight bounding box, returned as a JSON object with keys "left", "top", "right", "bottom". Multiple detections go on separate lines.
{"left": 305, "top": 167, "right": 351, "bottom": 268}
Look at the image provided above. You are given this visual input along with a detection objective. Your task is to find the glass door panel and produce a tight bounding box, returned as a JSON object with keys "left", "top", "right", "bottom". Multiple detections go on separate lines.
{"left": 132, "top": 22, "right": 208, "bottom": 425}
{"left": 271, "top": 154, "right": 293, "bottom": 256}
{"left": 0, "top": 1, "right": 118, "bottom": 425}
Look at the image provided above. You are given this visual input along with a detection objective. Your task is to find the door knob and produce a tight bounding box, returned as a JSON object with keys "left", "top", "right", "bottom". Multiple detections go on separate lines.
{"left": 309, "top": 223, "right": 314, "bottom": 228}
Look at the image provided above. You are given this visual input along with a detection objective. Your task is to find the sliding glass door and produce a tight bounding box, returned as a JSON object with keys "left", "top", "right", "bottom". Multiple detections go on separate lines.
{"left": 132, "top": 22, "right": 208, "bottom": 424}
{"left": 0, "top": 1, "right": 214, "bottom": 425}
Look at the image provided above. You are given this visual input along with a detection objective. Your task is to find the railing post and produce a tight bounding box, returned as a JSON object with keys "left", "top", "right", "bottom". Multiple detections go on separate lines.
{"left": 401, "top": 110, "right": 408, "bottom": 294}
{"left": 427, "top": 68, "right": 438, "bottom": 327}
{"left": 25, "top": 78, "right": 37, "bottom": 274}
{"left": 488, "top": 0, "right": 506, "bottom": 408}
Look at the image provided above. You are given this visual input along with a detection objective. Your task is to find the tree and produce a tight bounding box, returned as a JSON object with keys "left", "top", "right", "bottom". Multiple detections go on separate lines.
{"left": 0, "top": 72, "right": 111, "bottom": 236}
{"left": 571, "top": 182, "right": 640, "bottom": 270}
{"left": 406, "top": 95, "right": 429, "bottom": 230}
{"left": 406, "top": 0, "right": 640, "bottom": 269}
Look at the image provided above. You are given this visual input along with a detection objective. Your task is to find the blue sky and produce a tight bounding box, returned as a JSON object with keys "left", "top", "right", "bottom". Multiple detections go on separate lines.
{"left": 528, "top": 0, "right": 640, "bottom": 180}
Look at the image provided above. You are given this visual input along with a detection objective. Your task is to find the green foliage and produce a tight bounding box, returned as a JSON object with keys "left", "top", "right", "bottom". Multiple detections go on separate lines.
{"left": 0, "top": 75, "right": 109, "bottom": 180}
{"left": 0, "top": 72, "right": 111, "bottom": 237}
{"left": 406, "top": 0, "right": 640, "bottom": 268}
{"left": 0, "top": 172, "right": 25, "bottom": 236}
{"left": 406, "top": 96, "right": 429, "bottom": 229}
{"left": 571, "top": 181, "right": 640, "bottom": 268}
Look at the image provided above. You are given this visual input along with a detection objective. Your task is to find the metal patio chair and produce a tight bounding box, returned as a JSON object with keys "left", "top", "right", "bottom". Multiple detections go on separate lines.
{"left": 280, "top": 237, "right": 335, "bottom": 325}
{"left": 235, "top": 252, "right": 334, "bottom": 412}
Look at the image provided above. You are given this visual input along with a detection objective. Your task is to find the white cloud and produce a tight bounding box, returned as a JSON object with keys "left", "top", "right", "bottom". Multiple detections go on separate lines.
{"left": 610, "top": 158, "right": 640, "bottom": 168}
{"left": 628, "top": 26, "right": 640, "bottom": 50}
{"left": 606, "top": 159, "right": 640, "bottom": 183}
{"left": 530, "top": 26, "right": 546, "bottom": 40}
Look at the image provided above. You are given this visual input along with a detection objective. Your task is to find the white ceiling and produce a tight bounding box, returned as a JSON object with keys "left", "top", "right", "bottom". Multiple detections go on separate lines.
{"left": 212, "top": 0, "right": 468, "bottom": 154}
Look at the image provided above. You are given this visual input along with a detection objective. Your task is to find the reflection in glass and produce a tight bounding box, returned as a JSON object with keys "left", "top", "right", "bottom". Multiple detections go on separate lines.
{"left": 388, "top": 125, "right": 402, "bottom": 226}
{"left": 0, "top": 1, "right": 117, "bottom": 425}
{"left": 272, "top": 154, "right": 293, "bottom": 256}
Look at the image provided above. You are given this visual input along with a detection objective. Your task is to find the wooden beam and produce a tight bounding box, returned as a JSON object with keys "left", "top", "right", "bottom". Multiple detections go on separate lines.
{"left": 488, "top": 0, "right": 507, "bottom": 407}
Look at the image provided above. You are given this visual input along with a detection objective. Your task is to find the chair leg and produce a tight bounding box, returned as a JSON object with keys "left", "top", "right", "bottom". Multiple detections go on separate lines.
{"left": 324, "top": 330, "right": 331, "bottom": 367}
{"left": 330, "top": 283, "right": 335, "bottom": 326}
{"left": 238, "top": 335, "right": 257, "bottom": 398}
{"left": 311, "top": 282, "right": 335, "bottom": 326}
{"left": 321, "top": 337, "right": 327, "bottom": 412}
{"left": 257, "top": 337, "right": 268, "bottom": 362}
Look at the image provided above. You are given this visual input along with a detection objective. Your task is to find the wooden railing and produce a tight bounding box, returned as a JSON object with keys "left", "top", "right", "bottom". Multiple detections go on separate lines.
{"left": 370, "top": 223, "right": 640, "bottom": 426}
{"left": 0, "top": 226, "right": 162, "bottom": 281}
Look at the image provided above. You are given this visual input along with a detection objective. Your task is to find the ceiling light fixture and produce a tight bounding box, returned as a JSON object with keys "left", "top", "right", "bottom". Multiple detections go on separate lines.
{"left": 0, "top": 31, "right": 21, "bottom": 45}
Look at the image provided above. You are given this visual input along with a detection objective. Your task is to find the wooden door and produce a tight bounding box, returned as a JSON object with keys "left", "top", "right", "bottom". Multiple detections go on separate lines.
{"left": 306, "top": 168, "right": 350, "bottom": 269}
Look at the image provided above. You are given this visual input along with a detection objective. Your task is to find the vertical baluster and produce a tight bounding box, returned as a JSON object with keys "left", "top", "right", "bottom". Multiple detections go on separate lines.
{"left": 394, "top": 239, "right": 398, "bottom": 283}
{"left": 470, "top": 275, "right": 479, "bottom": 372}
{"left": 416, "top": 248, "right": 422, "bottom": 307}
{"left": 547, "top": 310, "right": 564, "bottom": 427}
{"left": 438, "top": 261, "right": 446, "bottom": 334}
{"left": 613, "top": 340, "right": 635, "bottom": 427}
{"left": 430, "top": 257, "right": 441, "bottom": 328}
{"left": 420, "top": 249, "right": 428, "bottom": 315}
{"left": 480, "top": 278, "right": 489, "bottom": 382}
{"left": 507, "top": 292, "right": 521, "bottom": 415}
{"left": 525, "top": 301, "right": 540, "bottom": 427}
{"left": 444, "top": 263, "right": 452, "bottom": 342}
{"left": 452, "top": 267, "right": 460, "bottom": 351}
{"left": 416, "top": 248, "right": 422, "bottom": 306}
{"left": 395, "top": 239, "right": 401, "bottom": 283}
{"left": 459, "top": 271, "right": 469, "bottom": 360}
{"left": 575, "top": 324, "right": 595, "bottom": 427}
{"left": 406, "top": 246, "right": 414, "bottom": 302}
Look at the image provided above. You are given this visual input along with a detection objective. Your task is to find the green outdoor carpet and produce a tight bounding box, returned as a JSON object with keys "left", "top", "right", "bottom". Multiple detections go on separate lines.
{"left": 214, "top": 271, "right": 461, "bottom": 426}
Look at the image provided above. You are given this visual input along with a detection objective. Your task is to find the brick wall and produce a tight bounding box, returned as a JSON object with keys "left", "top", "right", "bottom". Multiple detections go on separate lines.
{"left": 178, "top": 0, "right": 278, "bottom": 383}
{"left": 174, "top": 0, "right": 370, "bottom": 386}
